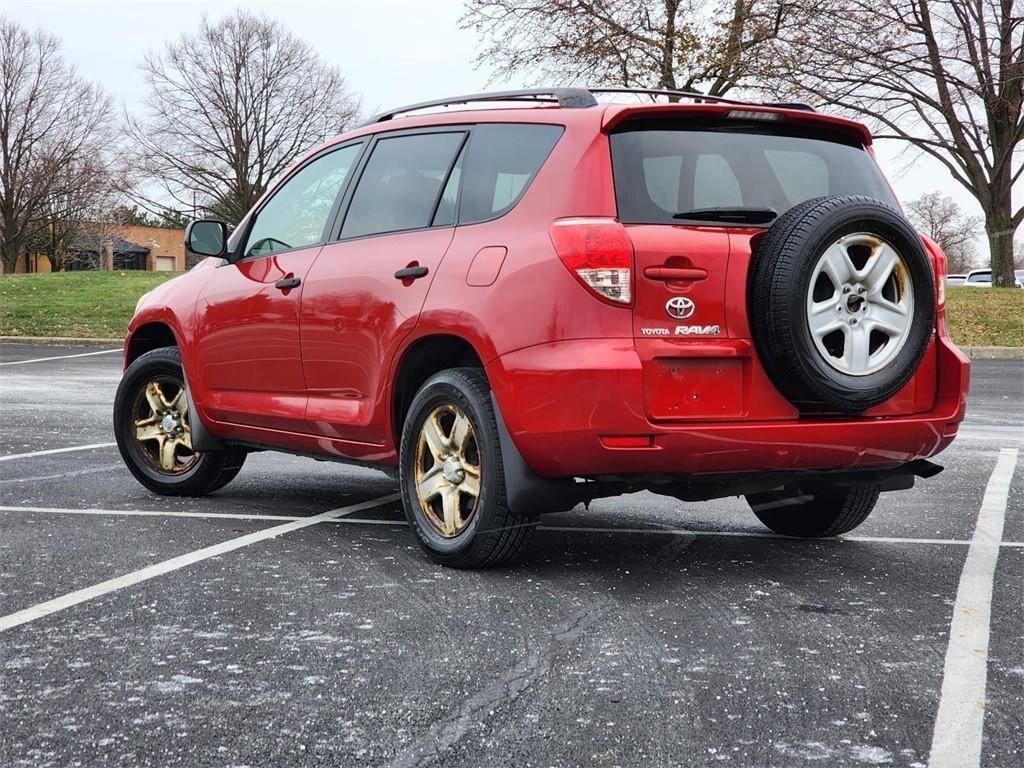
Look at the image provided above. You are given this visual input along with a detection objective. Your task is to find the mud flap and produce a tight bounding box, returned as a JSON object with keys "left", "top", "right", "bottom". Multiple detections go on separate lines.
{"left": 489, "top": 393, "right": 580, "bottom": 516}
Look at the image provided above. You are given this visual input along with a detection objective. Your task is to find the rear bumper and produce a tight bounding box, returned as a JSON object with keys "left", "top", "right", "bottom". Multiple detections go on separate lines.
{"left": 486, "top": 335, "right": 970, "bottom": 479}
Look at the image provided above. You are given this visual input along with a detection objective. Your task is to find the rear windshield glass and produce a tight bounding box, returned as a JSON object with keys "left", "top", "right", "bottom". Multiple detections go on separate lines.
{"left": 610, "top": 121, "right": 897, "bottom": 225}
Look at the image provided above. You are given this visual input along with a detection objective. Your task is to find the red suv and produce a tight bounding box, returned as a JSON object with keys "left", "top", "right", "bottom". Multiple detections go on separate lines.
{"left": 115, "top": 88, "right": 970, "bottom": 567}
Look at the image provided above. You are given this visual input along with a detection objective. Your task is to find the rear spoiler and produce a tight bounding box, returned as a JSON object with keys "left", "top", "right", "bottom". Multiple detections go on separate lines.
{"left": 600, "top": 103, "right": 873, "bottom": 146}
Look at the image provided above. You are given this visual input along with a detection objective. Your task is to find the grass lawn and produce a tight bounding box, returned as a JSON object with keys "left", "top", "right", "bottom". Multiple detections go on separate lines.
{"left": 0, "top": 272, "right": 1021, "bottom": 347}
{"left": 0, "top": 271, "right": 180, "bottom": 339}
{"left": 946, "top": 286, "right": 1024, "bottom": 347}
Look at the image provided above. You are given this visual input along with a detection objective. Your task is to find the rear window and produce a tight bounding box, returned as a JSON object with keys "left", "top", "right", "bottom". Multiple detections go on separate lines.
{"left": 458, "top": 124, "right": 563, "bottom": 225}
{"left": 610, "top": 121, "right": 898, "bottom": 225}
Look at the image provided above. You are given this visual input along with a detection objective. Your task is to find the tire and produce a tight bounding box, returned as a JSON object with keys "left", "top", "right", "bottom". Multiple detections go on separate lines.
{"left": 114, "top": 347, "right": 246, "bottom": 496}
{"left": 399, "top": 367, "right": 537, "bottom": 568}
{"left": 749, "top": 195, "right": 935, "bottom": 412}
{"left": 746, "top": 482, "right": 880, "bottom": 537}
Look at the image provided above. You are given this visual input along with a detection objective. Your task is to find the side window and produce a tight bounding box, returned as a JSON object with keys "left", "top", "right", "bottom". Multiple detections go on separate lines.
{"left": 341, "top": 132, "right": 465, "bottom": 239}
{"left": 458, "top": 124, "right": 564, "bottom": 225}
{"left": 244, "top": 143, "right": 361, "bottom": 258}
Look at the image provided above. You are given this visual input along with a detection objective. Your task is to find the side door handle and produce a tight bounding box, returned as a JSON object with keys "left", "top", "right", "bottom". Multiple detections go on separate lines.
{"left": 394, "top": 266, "right": 429, "bottom": 280}
{"left": 643, "top": 266, "right": 708, "bottom": 281}
{"left": 275, "top": 277, "right": 301, "bottom": 290}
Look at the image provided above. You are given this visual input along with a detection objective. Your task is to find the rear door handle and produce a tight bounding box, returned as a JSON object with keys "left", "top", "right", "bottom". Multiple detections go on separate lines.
{"left": 275, "top": 277, "right": 301, "bottom": 290}
{"left": 394, "top": 266, "right": 429, "bottom": 280}
{"left": 643, "top": 266, "right": 708, "bottom": 281}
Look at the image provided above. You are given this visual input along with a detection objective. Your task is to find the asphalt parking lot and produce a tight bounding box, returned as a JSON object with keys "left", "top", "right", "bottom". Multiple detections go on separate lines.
{"left": 0, "top": 343, "right": 1021, "bottom": 768}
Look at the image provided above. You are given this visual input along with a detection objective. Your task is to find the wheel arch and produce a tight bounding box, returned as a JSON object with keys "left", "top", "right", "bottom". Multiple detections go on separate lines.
{"left": 391, "top": 334, "right": 486, "bottom": 447}
{"left": 126, "top": 321, "right": 179, "bottom": 366}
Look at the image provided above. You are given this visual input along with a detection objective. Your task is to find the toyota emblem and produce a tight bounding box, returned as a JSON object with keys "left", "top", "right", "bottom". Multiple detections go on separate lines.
{"left": 665, "top": 296, "right": 696, "bottom": 319}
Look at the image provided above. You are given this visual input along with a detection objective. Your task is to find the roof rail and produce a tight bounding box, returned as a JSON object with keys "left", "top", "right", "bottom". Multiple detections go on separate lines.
{"left": 761, "top": 101, "right": 817, "bottom": 112}
{"left": 362, "top": 88, "right": 598, "bottom": 126}
{"left": 587, "top": 86, "right": 751, "bottom": 106}
{"left": 361, "top": 87, "right": 817, "bottom": 127}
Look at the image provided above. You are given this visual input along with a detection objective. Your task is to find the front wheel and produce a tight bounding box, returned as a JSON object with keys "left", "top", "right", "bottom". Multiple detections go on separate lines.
{"left": 746, "top": 482, "right": 880, "bottom": 537}
{"left": 399, "top": 368, "right": 537, "bottom": 568}
{"left": 114, "top": 347, "right": 246, "bottom": 496}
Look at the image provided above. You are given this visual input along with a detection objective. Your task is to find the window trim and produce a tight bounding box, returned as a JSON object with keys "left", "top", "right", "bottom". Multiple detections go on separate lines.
{"left": 230, "top": 139, "right": 367, "bottom": 263}
{"left": 331, "top": 125, "right": 471, "bottom": 244}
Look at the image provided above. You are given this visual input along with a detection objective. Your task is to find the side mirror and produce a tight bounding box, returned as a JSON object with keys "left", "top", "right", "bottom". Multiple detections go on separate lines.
{"left": 185, "top": 219, "right": 228, "bottom": 259}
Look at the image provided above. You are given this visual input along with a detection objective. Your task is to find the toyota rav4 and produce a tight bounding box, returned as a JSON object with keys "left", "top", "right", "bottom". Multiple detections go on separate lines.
{"left": 115, "top": 87, "right": 971, "bottom": 567}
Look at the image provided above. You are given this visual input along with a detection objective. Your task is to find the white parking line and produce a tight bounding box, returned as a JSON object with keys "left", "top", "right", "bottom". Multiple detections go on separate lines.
{"left": 0, "top": 348, "right": 120, "bottom": 366}
{"left": 928, "top": 447, "right": 1018, "bottom": 768}
{"left": 0, "top": 504, "right": 305, "bottom": 521}
{"left": 0, "top": 493, "right": 400, "bottom": 633}
{"left": 4, "top": 505, "right": 1020, "bottom": 547}
{"left": 0, "top": 443, "right": 118, "bottom": 462}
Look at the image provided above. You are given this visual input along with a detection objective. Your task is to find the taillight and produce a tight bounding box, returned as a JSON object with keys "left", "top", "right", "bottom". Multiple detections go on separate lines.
{"left": 549, "top": 217, "right": 634, "bottom": 305}
{"left": 933, "top": 245, "right": 947, "bottom": 308}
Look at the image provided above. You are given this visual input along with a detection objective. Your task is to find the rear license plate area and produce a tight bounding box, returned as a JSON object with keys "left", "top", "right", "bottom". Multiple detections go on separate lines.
{"left": 647, "top": 358, "right": 744, "bottom": 420}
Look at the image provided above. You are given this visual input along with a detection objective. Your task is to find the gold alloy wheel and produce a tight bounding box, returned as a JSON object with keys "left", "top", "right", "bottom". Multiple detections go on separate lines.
{"left": 131, "top": 376, "right": 199, "bottom": 474}
{"left": 414, "top": 403, "right": 481, "bottom": 537}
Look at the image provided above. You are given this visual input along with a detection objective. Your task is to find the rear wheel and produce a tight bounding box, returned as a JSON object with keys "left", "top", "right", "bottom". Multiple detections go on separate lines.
{"left": 746, "top": 482, "right": 880, "bottom": 537}
{"left": 114, "top": 347, "right": 246, "bottom": 496}
{"left": 399, "top": 368, "right": 537, "bottom": 568}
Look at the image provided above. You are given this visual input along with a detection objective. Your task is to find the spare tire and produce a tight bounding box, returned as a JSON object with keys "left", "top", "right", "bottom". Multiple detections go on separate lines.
{"left": 748, "top": 195, "right": 935, "bottom": 413}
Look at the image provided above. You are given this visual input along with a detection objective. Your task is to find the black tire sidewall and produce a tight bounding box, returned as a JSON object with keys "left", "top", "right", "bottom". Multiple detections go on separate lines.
{"left": 114, "top": 348, "right": 228, "bottom": 494}
{"left": 399, "top": 371, "right": 502, "bottom": 561}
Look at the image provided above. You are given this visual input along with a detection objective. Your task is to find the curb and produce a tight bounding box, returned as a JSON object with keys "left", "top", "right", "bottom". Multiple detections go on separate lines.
{"left": 960, "top": 346, "right": 1024, "bottom": 360}
{"left": 0, "top": 336, "right": 122, "bottom": 348}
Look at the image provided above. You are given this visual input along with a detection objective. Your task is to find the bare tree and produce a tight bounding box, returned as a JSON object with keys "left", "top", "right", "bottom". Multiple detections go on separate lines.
{"left": 461, "top": 0, "right": 804, "bottom": 96}
{"left": 772, "top": 0, "right": 1023, "bottom": 287}
{"left": 125, "top": 10, "right": 360, "bottom": 231}
{"left": 905, "top": 192, "right": 981, "bottom": 274}
{"left": 31, "top": 155, "right": 113, "bottom": 271}
{"left": 0, "top": 18, "right": 112, "bottom": 274}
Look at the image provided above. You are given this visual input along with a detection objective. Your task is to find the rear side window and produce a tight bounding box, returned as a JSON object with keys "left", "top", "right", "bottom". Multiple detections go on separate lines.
{"left": 341, "top": 132, "right": 465, "bottom": 239}
{"left": 610, "top": 122, "right": 898, "bottom": 224}
{"left": 459, "top": 124, "right": 563, "bottom": 225}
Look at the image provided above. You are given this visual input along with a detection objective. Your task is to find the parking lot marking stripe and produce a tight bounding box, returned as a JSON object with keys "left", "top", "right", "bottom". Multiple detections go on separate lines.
{"left": 0, "top": 505, "right": 305, "bottom": 521}
{"left": 537, "top": 524, "right": 1024, "bottom": 547}
{"left": 0, "top": 348, "right": 120, "bottom": 366}
{"left": 0, "top": 493, "right": 400, "bottom": 633}
{"left": 928, "top": 447, "right": 1018, "bottom": 768}
{"left": 2, "top": 506, "right": 1021, "bottom": 547}
{"left": 0, "top": 443, "right": 117, "bottom": 462}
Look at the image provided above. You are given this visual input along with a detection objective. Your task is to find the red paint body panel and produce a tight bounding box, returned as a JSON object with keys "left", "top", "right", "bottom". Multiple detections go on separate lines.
{"left": 126, "top": 99, "right": 969, "bottom": 484}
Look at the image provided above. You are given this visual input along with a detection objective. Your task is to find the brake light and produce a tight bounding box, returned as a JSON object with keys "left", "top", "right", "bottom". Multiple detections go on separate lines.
{"left": 933, "top": 245, "right": 947, "bottom": 308}
{"left": 549, "top": 217, "right": 633, "bottom": 305}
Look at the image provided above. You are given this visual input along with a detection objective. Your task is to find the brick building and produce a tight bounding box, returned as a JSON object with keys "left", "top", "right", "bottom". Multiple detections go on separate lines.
{"left": 8, "top": 224, "right": 186, "bottom": 273}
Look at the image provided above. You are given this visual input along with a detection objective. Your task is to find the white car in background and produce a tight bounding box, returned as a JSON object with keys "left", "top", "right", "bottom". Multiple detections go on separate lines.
{"left": 960, "top": 269, "right": 1024, "bottom": 287}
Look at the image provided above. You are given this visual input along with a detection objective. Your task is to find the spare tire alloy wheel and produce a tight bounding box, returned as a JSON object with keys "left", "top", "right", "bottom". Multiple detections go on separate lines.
{"left": 414, "top": 403, "right": 481, "bottom": 537}
{"left": 807, "top": 232, "right": 914, "bottom": 376}
{"left": 131, "top": 376, "right": 198, "bottom": 474}
{"left": 748, "top": 195, "right": 936, "bottom": 413}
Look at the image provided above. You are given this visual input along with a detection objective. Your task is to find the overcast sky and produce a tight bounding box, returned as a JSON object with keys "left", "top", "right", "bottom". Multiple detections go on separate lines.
{"left": 7, "top": 0, "right": 982, "bottom": 229}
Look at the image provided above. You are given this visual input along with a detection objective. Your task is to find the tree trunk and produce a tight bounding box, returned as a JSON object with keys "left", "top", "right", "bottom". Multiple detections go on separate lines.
{"left": 0, "top": 238, "right": 22, "bottom": 274}
{"left": 984, "top": 193, "right": 1016, "bottom": 288}
{"left": 100, "top": 238, "right": 114, "bottom": 271}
